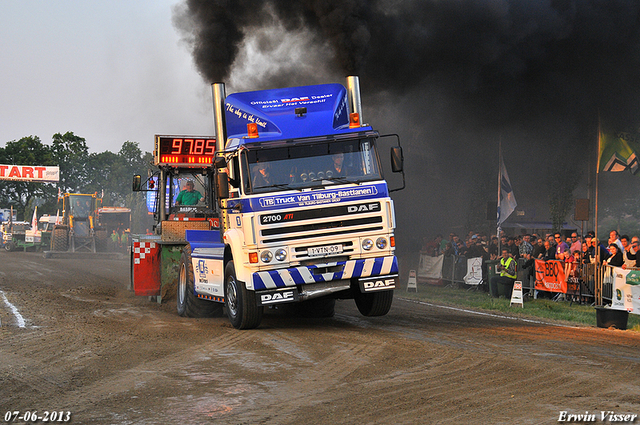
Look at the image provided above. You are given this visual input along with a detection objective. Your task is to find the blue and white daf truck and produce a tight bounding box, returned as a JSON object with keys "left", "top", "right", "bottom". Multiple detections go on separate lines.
{"left": 132, "top": 76, "right": 404, "bottom": 329}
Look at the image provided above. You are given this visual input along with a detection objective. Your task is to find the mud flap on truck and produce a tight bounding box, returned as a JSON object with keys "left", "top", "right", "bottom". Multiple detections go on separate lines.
{"left": 358, "top": 274, "right": 398, "bottom": 292}
{"left": 256, "top": 287, "right": 299, "bottom": 307}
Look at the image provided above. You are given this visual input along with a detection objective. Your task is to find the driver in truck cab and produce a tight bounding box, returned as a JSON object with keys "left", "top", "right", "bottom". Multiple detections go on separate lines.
{"left": 175, "top": 180, "right": 203, "bottom": 206}
{"left": 252, "top": 161, "right": 272, "bottom": 188}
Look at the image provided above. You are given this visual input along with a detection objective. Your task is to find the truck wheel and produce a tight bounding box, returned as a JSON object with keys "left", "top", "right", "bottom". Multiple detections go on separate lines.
{"left": 354, "top": 290, "right": 394, "bottom": 316}
{"left": 224, "top": 260, "right": 263, "bottom": 329}
{"left": 4, "top": 241, "right": 14, "bottom": 252}
{"left": 52, "top": 228, "right": 68, "bottom": 252}
{"left": 177, "top": 248, "right": 223, "bottom": 318}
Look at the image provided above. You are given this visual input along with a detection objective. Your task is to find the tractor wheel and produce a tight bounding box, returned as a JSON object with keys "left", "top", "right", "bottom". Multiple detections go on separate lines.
{"left": 51, "top": 227, "right": 68, "bottom": 252}
{"left": 177, "top": 247, "right": 223, "bottom": 318}
{"left": 354, "top": 290, "right": 394, "bottom": 317}
{"left": 224, "top": 260, "right": 263, "bottom": 329}
{"left": 4, "top": 241, "right": 15, "bottom": 252}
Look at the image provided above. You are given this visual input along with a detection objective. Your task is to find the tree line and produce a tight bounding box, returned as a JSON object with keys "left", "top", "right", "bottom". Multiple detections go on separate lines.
{"left": 0, "top": 132, "right": 155, "bottom": 233}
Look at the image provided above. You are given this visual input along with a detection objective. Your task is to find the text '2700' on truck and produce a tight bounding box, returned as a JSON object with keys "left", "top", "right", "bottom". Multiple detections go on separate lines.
{"left": 132, "top": 76, "right": 405, "bottom": 329}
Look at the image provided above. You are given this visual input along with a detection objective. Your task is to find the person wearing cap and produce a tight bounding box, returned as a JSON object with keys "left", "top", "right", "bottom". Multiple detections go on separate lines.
{"left": 175, "top": 181, "right": 203, "bottom": 206}
{"left": 466, "top": 235, "right": 485, "bottom": 259}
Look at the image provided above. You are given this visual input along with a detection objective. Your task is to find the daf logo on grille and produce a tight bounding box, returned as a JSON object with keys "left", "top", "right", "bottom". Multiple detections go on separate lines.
{"left": 347, "top": 203, "right": 380, "bottom": 213}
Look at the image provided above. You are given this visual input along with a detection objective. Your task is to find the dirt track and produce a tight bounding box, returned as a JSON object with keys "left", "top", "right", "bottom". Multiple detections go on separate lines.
{"left": 0, "top": 251, "right": 639, "bottom": 424}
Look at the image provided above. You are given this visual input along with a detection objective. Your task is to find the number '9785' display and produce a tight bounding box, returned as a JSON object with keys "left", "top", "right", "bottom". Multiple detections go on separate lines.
{"left": 154, "top": 135, "right": 216, "bottom": 166}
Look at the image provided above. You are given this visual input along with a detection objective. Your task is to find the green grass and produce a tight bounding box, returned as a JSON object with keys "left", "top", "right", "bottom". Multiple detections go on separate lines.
{"left": 400, "top": 283, "right": 640, "bottom": 330}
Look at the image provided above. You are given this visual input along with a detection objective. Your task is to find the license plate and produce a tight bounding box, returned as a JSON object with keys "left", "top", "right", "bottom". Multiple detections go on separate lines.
{"left": 307, "top": 244, "right": 343, "bottom": 257}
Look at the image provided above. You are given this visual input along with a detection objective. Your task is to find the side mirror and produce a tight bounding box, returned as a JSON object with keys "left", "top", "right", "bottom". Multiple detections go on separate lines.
{"left": 216, "top": 171, "right": 229, "bottom": 200}
{"left": 391, "top": 146, "right": 404, "bottom": 173}
{"left": 214, "top": 156, "right": 227, "bottom": 169}
{"left": 132, "top": 175, "right": 141, "bottom": 192}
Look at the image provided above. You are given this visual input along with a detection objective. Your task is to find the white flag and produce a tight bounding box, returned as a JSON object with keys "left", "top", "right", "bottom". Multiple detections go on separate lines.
{"left": 497, "top": 155, "right": 517, "bottom": 226}
{"left": 31, "top": 206, "right": 38, "bottom": 230}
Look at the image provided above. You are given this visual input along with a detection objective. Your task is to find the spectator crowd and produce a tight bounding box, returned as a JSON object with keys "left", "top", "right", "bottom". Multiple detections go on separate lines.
{"left": 422, "top": 229, "right": 640, "bottom": 269}
{"left": 422, "top": 229, "right": 640, "bottom": 299}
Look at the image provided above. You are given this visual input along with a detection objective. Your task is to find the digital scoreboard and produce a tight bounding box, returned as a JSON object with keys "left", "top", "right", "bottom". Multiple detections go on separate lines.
{"left": 154, "top": 135, "right": 216, "bottom": 167}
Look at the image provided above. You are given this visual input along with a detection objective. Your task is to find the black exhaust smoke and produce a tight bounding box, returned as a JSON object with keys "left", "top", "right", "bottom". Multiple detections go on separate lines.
{"left": 174, "top": 0, "right": 640, "bottom": 128}
{"left": 173, "top": 0, "right": 640, "bottom": 237}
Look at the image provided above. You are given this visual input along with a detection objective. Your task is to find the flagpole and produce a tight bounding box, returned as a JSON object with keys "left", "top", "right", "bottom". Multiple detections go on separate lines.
{"left": 497, "top": 138, "right": 502, "bottom": 253}
{"left": 595, "top": 118, "right": 602, "bottom": 305}
{"left": 595, "top": 118, "right": 601, "bottom": 247}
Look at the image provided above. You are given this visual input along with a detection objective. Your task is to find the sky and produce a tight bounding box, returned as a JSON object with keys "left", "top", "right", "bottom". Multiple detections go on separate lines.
{"left": 1, "top": 0, "right": 213, "bottom": 153}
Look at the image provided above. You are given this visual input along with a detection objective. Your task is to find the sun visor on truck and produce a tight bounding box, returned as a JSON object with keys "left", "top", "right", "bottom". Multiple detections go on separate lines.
{"left": 224, "top": 83, "right": 368, "bottom": 143}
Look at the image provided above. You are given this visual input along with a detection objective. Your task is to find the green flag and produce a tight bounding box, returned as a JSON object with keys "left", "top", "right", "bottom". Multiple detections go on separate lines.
{"left": 598, "top": 130, "right": 640, "bottom": 174}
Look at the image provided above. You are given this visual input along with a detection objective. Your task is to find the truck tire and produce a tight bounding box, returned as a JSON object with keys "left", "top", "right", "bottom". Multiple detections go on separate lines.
{"left": 52, "top": 228, "right": 68, "bottom": 252}
{"left": 4, "top": 241, "right": 15, "bottom": 252}
{"left": 177, "top": 248, "right": 223, "bottom": 318}
{"left": 224, "top": 260, "right": 263, "bottom": 329}
{"left": 354, "top": 290, "right": 394, "bottom": 316}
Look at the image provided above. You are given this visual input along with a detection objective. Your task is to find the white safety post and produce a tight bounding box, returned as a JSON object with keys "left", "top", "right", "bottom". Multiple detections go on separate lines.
{"left": 510, "top": 280, "right": 524, "bottom": 307}
{"left": 407, "top": 269, "right": 418, "bottom": 292}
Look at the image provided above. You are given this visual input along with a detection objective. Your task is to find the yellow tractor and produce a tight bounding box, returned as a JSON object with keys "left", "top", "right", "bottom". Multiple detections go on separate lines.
{"left": 50, "top": 193, "right": 108, "bottom": 252}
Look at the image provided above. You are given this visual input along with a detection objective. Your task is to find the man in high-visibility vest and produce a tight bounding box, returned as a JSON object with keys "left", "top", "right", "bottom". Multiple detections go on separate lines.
{"left": 490, "top": 247, "right": 517, "bottom": 298}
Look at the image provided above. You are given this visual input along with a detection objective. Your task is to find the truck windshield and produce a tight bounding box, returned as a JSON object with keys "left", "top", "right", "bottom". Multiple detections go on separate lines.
{"left": 243, "top": 138, "right": 382, "bottom": 194}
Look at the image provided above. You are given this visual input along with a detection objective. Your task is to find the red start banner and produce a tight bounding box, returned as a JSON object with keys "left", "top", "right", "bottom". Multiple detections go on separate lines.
{"left": 0, "top": 164, "right": 59, "bottom": 182}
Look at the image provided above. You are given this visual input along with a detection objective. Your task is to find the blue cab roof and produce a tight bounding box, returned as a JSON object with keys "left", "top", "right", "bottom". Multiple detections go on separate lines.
{"left": 224, "top": 83, "right": 372, "bottom": 149}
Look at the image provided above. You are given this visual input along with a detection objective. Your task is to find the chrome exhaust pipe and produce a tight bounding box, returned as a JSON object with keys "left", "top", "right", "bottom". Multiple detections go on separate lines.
{"left": 298, "top": 280, "right": 351, "bottom": 301}
{"left": 212, "top": 83, "right": 227, "bottom": 152}
{"left": 346, "top": 76, "right": 363, "bottom": 127}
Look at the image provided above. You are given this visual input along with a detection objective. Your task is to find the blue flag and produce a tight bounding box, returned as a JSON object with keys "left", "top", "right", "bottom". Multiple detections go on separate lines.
{"left": 497, "top": 155, "right": 517, "bottom": 226}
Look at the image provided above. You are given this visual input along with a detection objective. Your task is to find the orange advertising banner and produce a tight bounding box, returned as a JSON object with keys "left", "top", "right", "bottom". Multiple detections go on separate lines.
{"left": 534, "top": 259, "right": 569, "bottom": 293}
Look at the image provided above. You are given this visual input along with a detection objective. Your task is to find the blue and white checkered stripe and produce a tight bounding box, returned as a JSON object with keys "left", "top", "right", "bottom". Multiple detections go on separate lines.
{"left": 252, "top": 256, "right": 398, "bottom": 290}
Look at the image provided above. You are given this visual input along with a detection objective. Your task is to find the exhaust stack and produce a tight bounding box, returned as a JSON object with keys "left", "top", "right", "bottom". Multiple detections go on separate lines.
{"left": 212, "top": 83, "right": 227, "bottom": 152}
{"left": 346, "top": 76, "right": 363, "bottom": 127}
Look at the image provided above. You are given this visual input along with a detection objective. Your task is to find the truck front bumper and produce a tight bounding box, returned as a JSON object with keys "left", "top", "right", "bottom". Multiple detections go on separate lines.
{"left": 252, "top": 255, "right": 398, "bottom": 290}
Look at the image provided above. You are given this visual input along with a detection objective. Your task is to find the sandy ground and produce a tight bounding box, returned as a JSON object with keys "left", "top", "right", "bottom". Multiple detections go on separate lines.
{"left": 0, "top": 251, "right": 639, "bottom": 424}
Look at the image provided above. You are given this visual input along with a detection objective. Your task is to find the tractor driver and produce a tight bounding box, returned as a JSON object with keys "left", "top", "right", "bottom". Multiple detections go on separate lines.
{"left": 73, "top": 199, "right": 89, "bottom": 217}
{"left": 175, "top": 180, "right": 203, "bottom": 206}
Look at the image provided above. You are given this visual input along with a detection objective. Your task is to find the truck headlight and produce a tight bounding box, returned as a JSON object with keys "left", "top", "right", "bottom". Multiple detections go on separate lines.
{"left": 362, "top": 238, "right": 373, "bottom": 251}
{"left": 376, "top": 237, "right": 387, "bottom": 249}
{"left": 275, "top": 248, "right": 287, "bottom": 261}
{"left": 260, "top": 250, "right": 273, "bottom": 263}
